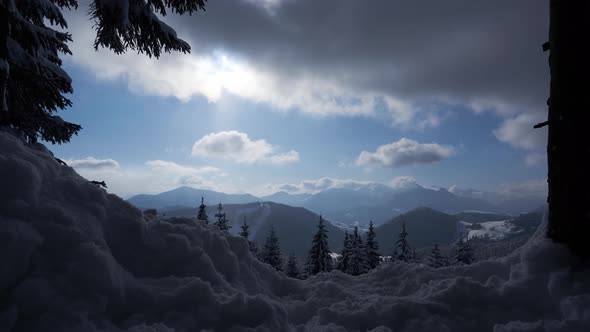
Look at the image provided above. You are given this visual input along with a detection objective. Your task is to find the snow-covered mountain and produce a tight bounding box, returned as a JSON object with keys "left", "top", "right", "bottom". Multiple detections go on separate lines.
{"left": 259, "top": 191, "right": 312, "bottom": 206}
{"left": 127, "top": 186, "right": 259, "bottom": 209}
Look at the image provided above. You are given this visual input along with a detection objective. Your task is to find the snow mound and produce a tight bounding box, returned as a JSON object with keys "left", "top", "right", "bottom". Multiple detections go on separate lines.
{"left": 1, "top": 131, "right": 590, "bottom": 332}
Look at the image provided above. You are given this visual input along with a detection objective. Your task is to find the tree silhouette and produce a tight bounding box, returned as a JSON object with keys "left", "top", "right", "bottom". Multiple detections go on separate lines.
{"left": 454, "top": 239, "right": 474, "bottom": 265}
{"left": 348, "top": 226, "right": 369, "bottom": 276}
{"left": 365, "top": 220, "right": 381, "bottom": 270}
{"left": 428, "top": 244, "right": 446, "bottom": 268}
{"left": 197, "top": 197, "right": 208, "bottom": 224}
{"left": 214, "top": 203, "right": 231, "bottom": 231}
{"left": 285, "top": 253, "right": 300, "bottom": 279}
{"left": 305, "top": 215, "right": 333, "bottom": 275}
{"left": 0, "top": 0, "right": 206, "bottom": 143}
{"left": 336, "top": 231, "right": 352, "bottom": 272}
{"left": 393, "top": 220, "right": 413, "bottom": 263}
{"left": 261, "top": 225, "right": 283, "bottom": 271}
{"left": 545, "top": 0, "right": 590, "bottom": 258}
{"left": 239, "top": 217, "right": 250, "bottom": 239}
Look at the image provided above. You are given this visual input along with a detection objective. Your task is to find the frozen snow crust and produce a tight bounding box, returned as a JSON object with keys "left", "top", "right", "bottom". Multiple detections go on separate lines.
{"left": 1, "top": 131, "right": 589, "bottom": 332}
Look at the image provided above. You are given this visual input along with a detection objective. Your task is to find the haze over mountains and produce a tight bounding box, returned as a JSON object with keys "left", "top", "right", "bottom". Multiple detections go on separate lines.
{"left": 128, "top": 182, "right": 544, "bottom": 227}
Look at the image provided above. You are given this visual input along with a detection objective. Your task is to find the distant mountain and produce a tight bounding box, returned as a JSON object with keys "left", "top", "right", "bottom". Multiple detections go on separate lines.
{"left": 260, "top": 191, "right": 312, "bottom": 206}
{"left": 162, "top": 202, "right": 346, "bottom": 256}
{"left": 375, "top": 207, "right": 460, "bottom": 255}
{"left": 300, "top": 186, "right": 499, "bottom": 227}
{"left": 127, "top": 186, "right": 259, "bottom": 209}
{"left": 454, "top": 211, "right": 513, "bottom": 223}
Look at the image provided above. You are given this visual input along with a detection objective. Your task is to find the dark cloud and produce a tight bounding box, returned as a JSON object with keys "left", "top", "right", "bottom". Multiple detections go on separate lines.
{"left": 174, "top": 0, "right": 549, "bottom": 114}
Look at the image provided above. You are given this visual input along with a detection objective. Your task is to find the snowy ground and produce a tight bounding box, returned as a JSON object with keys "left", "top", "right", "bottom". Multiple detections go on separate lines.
{"left": 2, "top": 131, "right": 590, "bottom": 331}
{"left": 464, "top": 220, "right": 515, "bottom": 240}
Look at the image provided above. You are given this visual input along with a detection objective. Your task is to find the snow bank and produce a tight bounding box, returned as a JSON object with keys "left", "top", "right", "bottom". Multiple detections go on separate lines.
{"left": 1, "top": 131, "right": 589, "bottom": 331}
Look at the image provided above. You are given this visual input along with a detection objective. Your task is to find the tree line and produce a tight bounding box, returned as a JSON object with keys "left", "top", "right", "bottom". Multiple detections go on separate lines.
{"left": 197, "top": 198, "right": 476, "bottom": 279}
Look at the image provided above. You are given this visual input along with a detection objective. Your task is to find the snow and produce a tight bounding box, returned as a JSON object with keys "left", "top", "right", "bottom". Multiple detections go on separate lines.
{"left": 467, "top": 220, "right": 515, "bottom": 240}
{"left": 1, "top": 130, "right": 590, "bottom": 331}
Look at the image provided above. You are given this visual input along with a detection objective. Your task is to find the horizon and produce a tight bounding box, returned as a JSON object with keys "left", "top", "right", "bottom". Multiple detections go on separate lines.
{"left": 47, "top": 0, "right": 547, "bottom": 199}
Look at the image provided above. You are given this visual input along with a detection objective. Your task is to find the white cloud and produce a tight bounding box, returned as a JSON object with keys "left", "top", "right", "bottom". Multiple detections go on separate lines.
{"left": 356, "top": 138, "right": 454, "bottom": 168}
{"left": 494, "top": 113, "right": 547, "bottom": 150}
{"left": 62, "top": 158, "right": 232, "bottom": 197}
{"left": 389, "top": 176, "right": 419, "bottom": 190}
{"left": 63, "top": 8, "right": 441, "bottom": 129}
{"left": 66, "top": 157, "right": 120, "bottom": 170}
{"left": 191, "top": 131, "right": 299, "bottom": 165}
{"left": 272, "top": 177, "right": 378, "bottom": 194}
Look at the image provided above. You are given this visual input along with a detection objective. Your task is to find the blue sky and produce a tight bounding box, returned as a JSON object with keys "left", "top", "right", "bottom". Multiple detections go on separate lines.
{"left": 50, "top": 0, "right": 549, "bottom": 198}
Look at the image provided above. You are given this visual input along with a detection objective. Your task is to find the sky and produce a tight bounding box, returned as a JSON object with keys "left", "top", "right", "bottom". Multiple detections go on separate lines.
{"left": 49, "top": 0, "right": 549, "bottom": 198}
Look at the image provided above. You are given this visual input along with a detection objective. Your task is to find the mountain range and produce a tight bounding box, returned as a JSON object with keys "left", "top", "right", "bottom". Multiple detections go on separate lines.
{"left": 161, "top": 201, "right": 346, "bottom": 256}
{"left": 128, "top": 184, "right": 521, "bottom": 226}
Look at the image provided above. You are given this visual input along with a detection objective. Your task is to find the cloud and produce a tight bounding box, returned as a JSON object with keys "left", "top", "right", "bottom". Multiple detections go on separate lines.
{"left": 356, "top": 138, "right": 454, "bottom": 168}
{"left": 191, "top": 131, "right": 299, "bottom": 165}
{"left": 145, "top": 160, "right": 221, "bottom": 175}
{"left": 494, "top": 113, "right": 547, "bottom": 150}
{"left": 64, "top": 0, "right": 548, "bottom": 129}
{"left": 389, "top": 176, "right": 420, "bottom": 190}
{"left": 61, "top": 158, "right": 232, "bottom": 197}
{"left": 66, "top": 157, "right": 120, "bottom": 170}
{"left": 272, "top": 177, "right": 378, "bottom": 194}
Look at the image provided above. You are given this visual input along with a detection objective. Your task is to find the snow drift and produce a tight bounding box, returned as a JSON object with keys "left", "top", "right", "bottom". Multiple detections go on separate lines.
{"left": 1, "top": 130, "right": 589, "bottom": 332}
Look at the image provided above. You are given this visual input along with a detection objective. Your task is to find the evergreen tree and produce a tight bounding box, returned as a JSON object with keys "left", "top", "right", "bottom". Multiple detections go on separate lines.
{"left": 305, "top": 215, "right": 333, "bottom": 276}
{"left": 364, "top": 220, "right": 381, "bottom": 270}
{"left": 285, "top": 252, "right": 300, "bottom": 279}
{"left": 347, "top": 226, "right": 369, "bottom": 275}
{"left": 249, "top": 240, "right": 259, "bottom": 257}
{"left": 0, "top": 0, "right": 206, "bottom": 143}
{"left": 261, "top": 225, "right": 283, "bottom": 271}
{"left": 428, "top": 244, "right": 445, "bottom": 268}
{"left": 214, "top": 203, "right": 231, "bottom": 231}
{"left": 393, "top": 220, "right": 413, "bottom": 262}
{"left": 336, "top": 231, "right": 352, "bottom": 272}
{"left": 239, "top": 217, "right": 250, "bottom": 239}
{"left": 197, "top": 197, "right": 208, "bottom": 224}
{"left": 455, "top": 238, "right": 475, "bottom": 265}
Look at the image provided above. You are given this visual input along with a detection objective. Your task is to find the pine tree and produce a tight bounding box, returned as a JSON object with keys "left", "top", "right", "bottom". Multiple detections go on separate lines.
{"left": 285, "top": 253, "right": 300, "bottom": 279}
{"left": 305, "top": 215, "right": 333, "bottom": 276}
{"left": 364, "top": 220, "right": 381, "bottom": 270}
{"left": 239, "top": 217, "right": 250, "bottom": 239}
{"left": 348, "top": 226, "right": 369, "bottom": 275}
{"left": 197, "top": 197, "right": 208, "bottom": 224}
{"left": 261, "top": 225, "right": 283, "bottom": 271}
{"left": 428, "top": 244, "right": 445, "bottom": 268}
{"left": 336, "top": 231, "right": 352, "bottom": 272}
{"left": 0, "top": 0, "right": 206, "bottom": 143}
{"left": 214, "top": 203, "right": 231, "bottom": 231}
{"left": 455, "top": 238, "right": 475, "bottom": 265}
{"left": 393, "top": 220, "right": 413, "bottom": 263}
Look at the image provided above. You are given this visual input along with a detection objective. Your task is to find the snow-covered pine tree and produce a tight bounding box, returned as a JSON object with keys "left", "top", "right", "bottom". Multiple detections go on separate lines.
{"left": 285, "top": 252, "right": 300, "bottom": 279}
{"left": 428, "top": 244, "right": 445, "bottom": 268}
{"left": 261, "top": 225, "right": 283, "bottom": 271}
{"left": 214, "top": 203, "right": 231, "bottom": 231}
{"left": 0, "top": 0, "right": 206, "bottom": 143}
{"left": 347, "top": 226, "right": 369, "bottom": 275}
{"left": 335, "top": 231, "right": 352, "bottom": 272}
{"left": 393, "top": 220, "right": 413, "bottom": 263}
{"left": 197, "top": 197, "right": 208, "bottom": 224}
{"left": 239, "top": 217, "right": 250, "bottom": 239}
{"left": 305, "top": 215, "right": 333, "bottom": 276}
{"left": 365, "top": 220, "right": 381, "bottom": 270}
{"left": 455, "top": 238, "right": 475, "bottom": 265}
